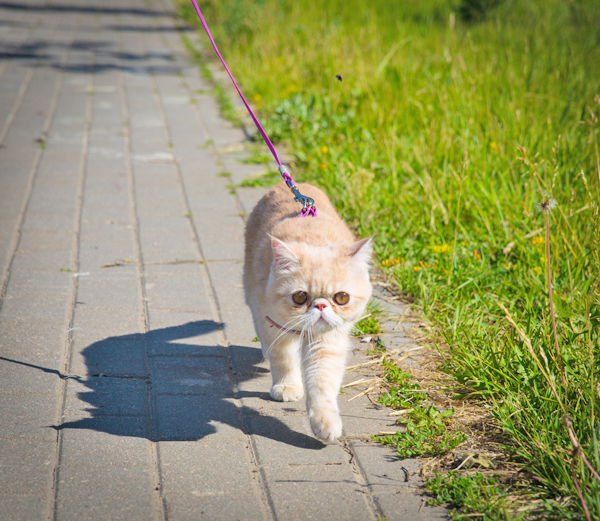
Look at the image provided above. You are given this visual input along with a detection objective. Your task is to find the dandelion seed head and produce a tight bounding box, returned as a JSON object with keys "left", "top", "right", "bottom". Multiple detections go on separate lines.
{"left": 536, "top": 197, "right": 557, "bottom": 214}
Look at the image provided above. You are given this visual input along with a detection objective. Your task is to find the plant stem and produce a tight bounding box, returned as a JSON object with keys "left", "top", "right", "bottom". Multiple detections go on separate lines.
{"left": 546, "top": 212, "right": 567, "bottom": 387}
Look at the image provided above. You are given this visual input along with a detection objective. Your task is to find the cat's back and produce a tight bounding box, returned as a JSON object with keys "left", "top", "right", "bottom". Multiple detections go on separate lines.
{"left": 244, "top": 182, "right": 355, "bottom": 282}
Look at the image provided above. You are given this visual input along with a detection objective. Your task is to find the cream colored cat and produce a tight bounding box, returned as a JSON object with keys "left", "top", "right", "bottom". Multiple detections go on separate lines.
{"left": 244, "top": 182, "right": 372, "bottom": 442}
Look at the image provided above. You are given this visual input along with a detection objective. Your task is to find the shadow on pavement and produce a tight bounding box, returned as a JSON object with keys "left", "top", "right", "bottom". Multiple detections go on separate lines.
{"left": 1, "top": 320, "right": 324, "bottom": 449}
{"left": 0, "top": 2, "right": 191, "bottom": 75}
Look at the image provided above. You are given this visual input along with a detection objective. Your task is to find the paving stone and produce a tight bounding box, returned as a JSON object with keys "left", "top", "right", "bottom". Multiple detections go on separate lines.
{"left": 0, "top": 292, "right": 67, "bottom": 322}
{"left": 350, "top": 442, "right": 423, "bottom": 493}
{"left": 0, "top": 319, "right": 65, "bottom": 356}
{"left": 18, "top": 229, "right": 75, "bottom": 252}
{"left": 159, "top": 438, "right": 255, "bottom": 495}
{"left": 63, "top": 376, "right": 146, "bottom": 419}
{"left": 0, "top": 495, "right": 48, "bottom": 521}
{"left": 146, "top": 320, "right": 224, "bottom": 356}
{"left": 228, "top": 343, "right": 266, "bottom": 374}
{"left": 5, "top": 269, "right": 71, "bottom": 296}
{"left": 164, "top": 493, "right": 264, "bottom": 521}
{"left": 374, "top": 490, "right": 447, "bottom": 521}
{"left": 0, "top": 393, "right": 59, "bottom": 442}
{"left": 71, "top": 306, "right": 143, "bottom": 340}
{"left": 0, "top": 355, "right": 62, "bottom": 395}
{"left": 75, "top": 279, "right": 140, "bottom": 310}
{"left": 155, "top": 395, "right": 243, "bottom": 441}
{"left": 10, "top": 249, "right": 72, "bottom": 272}
{"left": 0, "top": 441, "right": 55, "bottom": 494}
{"left": 248, "top": 413, "right": 348, "bottom": 467}
{"left": 263, "top": 464, "right": 374, "bottom": 521}
{"left": 338, "top": 395, "right": 398, "bottom": 439}
{"left": 55, "top": 465, "right": 154, "bottom": 521}
{"left": 69, "top": 335, "right": 146, "bottom": 377}
{"left": 152, "top": 356, "right": 231, "bottom": 395}
{"left": 59, "top": 426, "right": 149, "bottom": 466}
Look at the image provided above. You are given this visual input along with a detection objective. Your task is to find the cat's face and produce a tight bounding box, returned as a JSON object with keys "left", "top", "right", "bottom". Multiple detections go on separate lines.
{"left": 266, "top": 237, "right": 373, "bottom": 335}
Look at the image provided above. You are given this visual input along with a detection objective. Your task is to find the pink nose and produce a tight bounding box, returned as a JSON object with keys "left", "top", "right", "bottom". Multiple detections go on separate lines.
{"left": 314, "top": 303, "right": 327, "bottom": 312}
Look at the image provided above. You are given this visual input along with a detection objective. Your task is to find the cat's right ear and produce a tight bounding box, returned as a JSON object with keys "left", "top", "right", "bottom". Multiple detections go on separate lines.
{"left": 271, "top": 237, "right": 299, "bottom": 271}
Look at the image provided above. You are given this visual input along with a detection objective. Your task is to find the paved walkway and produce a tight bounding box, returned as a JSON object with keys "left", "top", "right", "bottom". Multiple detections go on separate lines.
{"left": 0, "top": 1, "right": 446, "bottom": 520}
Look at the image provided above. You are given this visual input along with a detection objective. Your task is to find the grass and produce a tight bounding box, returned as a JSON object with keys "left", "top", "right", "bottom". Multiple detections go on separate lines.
{"left": 178, "top": 0, "right": 600, "bottom": 517}
{"left": 235, "top": 169, "right": 280, "bottom": 188}
{"left": 375, "top": 357, "right": 467, "bottom": 458}
{"left": 352, "top": 299, "right": 384, "bottom": 336}
{"left": 427, "top": 471, "right": 516, "bottom": 520}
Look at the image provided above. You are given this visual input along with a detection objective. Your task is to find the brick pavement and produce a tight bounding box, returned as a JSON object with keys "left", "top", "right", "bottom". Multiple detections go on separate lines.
{"left": 0, "top": 1, "right": 447, "bottom": 519}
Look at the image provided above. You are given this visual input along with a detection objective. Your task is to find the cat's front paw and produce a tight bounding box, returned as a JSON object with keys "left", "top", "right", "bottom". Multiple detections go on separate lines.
{"left": 308, "top": 409, "right": 343, "bottom": 443}
{"left": 270, "top": 384, "right": 304, "bottom": 402}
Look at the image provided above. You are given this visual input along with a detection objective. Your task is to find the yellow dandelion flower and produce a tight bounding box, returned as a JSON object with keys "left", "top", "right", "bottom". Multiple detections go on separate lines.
{"left": 381, "top": 258, "right": 400, "bottom": 268}
{"left": 251, "top": 94, "right": 262, "bottom": 103}
{"left": 320, "top": 162, "right": 328, "bottom": 170}
{"left": 533, "top": 266, "right": 542, "bottom": 275}
{"left": 276, "top": 56, "right": 284, "bottom": 65}
{"left": 432, "top": 244, "right": 452, "bottom": 254}
{"left": 532, "top": 236, "right": 546, "bottom": 247}
{"left": 413, "top": 266, "right": 420, "bottom": 272}
{"left": 286, "top": 84, "right": 298, "bottom": 93}
{"left": 461, "top": 241, "right": 469, "bottom": 246}
{"left": 320, "top": 146, "right": 329, "bottom": 154}
{"left": 490, "top": 141, "right": 499, "bottom": 153}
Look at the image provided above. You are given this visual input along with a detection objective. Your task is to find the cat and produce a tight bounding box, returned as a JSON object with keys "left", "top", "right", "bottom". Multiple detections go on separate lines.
{"left": 244, "top": 182, "right": 373, "bottom": 442}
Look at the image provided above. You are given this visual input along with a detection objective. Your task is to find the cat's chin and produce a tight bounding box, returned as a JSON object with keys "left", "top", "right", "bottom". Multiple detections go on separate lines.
{"left": 310, "top": 319, "right": 340, "bottom": 334}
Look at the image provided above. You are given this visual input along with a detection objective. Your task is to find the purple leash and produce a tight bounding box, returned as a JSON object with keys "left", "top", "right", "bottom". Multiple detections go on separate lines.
{"left": 189, "top": 0, "right": 317, "bottom": 217}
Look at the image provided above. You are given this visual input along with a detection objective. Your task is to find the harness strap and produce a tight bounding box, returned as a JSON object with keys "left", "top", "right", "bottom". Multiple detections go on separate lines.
{"left": 189, "top": 0, "right": 317, "bottom": 217}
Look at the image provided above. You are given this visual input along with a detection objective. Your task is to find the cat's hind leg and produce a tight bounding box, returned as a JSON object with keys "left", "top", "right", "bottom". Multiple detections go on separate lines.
{"left": 260, "top": 328, "right": 304, "bottom": 402}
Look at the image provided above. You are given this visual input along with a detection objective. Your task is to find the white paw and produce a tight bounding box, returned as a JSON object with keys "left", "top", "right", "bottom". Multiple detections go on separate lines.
{"left": 270, "top": 384, "right": 304, "bottom": 402}
{"left": 309, "top": 409, "right": 343, "bottom": 442}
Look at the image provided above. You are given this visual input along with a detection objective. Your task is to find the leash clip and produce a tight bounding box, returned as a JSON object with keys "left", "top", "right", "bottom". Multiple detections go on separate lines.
{"left": 278, "top": 165, "right": 317, "bottom": 217}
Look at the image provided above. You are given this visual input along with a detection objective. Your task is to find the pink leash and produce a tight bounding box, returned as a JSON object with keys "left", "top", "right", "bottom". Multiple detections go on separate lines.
{"left": 189, "top": 0, "right": 317, "bottom": 217}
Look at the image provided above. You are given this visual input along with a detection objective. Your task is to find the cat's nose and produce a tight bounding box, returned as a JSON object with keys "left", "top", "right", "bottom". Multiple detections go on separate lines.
{"left": 314, "top": 302, "right": 328, "bottom": 312}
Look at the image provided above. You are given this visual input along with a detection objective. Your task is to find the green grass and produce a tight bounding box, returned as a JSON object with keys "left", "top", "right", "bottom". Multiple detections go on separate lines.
{"left": 426, "top": 471, "right": 517, "bottom": 520}
{"left": 179, "top": 0, "right": 600, "bottom": 517}
{"left": 352, "top": 299, "right": 384, "bottom": 336}
{"left": 235, "top": 169, "right": 280, "bottom": 188}
{"left": 375, "top": 357, "right": 467, "bottom": 458}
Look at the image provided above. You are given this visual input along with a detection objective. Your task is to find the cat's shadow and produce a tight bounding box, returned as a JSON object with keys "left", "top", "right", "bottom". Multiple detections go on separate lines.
{"left": 53, "top": 320, "right": 323, "bottom": 450}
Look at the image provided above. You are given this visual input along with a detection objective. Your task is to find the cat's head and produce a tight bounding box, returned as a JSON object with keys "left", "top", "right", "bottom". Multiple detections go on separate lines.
{"left": 266, "top": 236, "right": 373, "bottom": 335}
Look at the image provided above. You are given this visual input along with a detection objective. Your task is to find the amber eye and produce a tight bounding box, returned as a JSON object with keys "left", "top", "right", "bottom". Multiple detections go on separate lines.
{"left": 292, "top": 291, "right": 309, "bottom": 305}
{"left": 333, "top": 292, "right": 350, "bottom": 305}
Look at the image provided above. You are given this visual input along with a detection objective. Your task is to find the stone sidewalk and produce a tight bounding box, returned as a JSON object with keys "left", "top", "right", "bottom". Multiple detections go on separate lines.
{"left": 0, "top": 1, "right": 446, "bottom": 519}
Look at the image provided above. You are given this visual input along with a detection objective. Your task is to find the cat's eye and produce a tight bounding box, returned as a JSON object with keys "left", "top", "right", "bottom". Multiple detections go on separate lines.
{"left": 292, "top": 291, "right": 309, "bottom": 305}
{"left": 333, "top": 292, "right": 350, "bottom": 305}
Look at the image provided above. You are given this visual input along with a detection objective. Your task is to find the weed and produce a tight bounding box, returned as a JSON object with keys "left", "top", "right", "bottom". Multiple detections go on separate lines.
{"left": 251, "top": 336, "right": 259, "bottom": 342}
{"left": 239, "top": 152, "right": 272, "bottom": 165}
{"left": 426, "top": 471, "right": 514, "bottom": 520}
{"left": 375, "top": 358, "right": 466, "bottom": 458}
{"left": 235, "top": 170, "right": 280, "bottom": 188}
{"left": 218, "top": 171, "right": 232, "bottom": 177}
{"left": 353, "top": 300, "right": 384, "bottom": 336}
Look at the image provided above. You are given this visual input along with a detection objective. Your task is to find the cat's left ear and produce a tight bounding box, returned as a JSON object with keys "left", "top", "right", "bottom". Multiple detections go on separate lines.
{"left": 271, "top": 237, "right": 300, "bottom": 271}
{"left": 347, "top": 235, "right": 374, "bottom": 268}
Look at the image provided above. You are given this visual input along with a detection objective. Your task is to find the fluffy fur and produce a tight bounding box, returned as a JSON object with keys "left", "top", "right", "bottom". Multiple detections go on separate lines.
{"left": 244, "top": 182, "right": 372, "bottom": 442}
